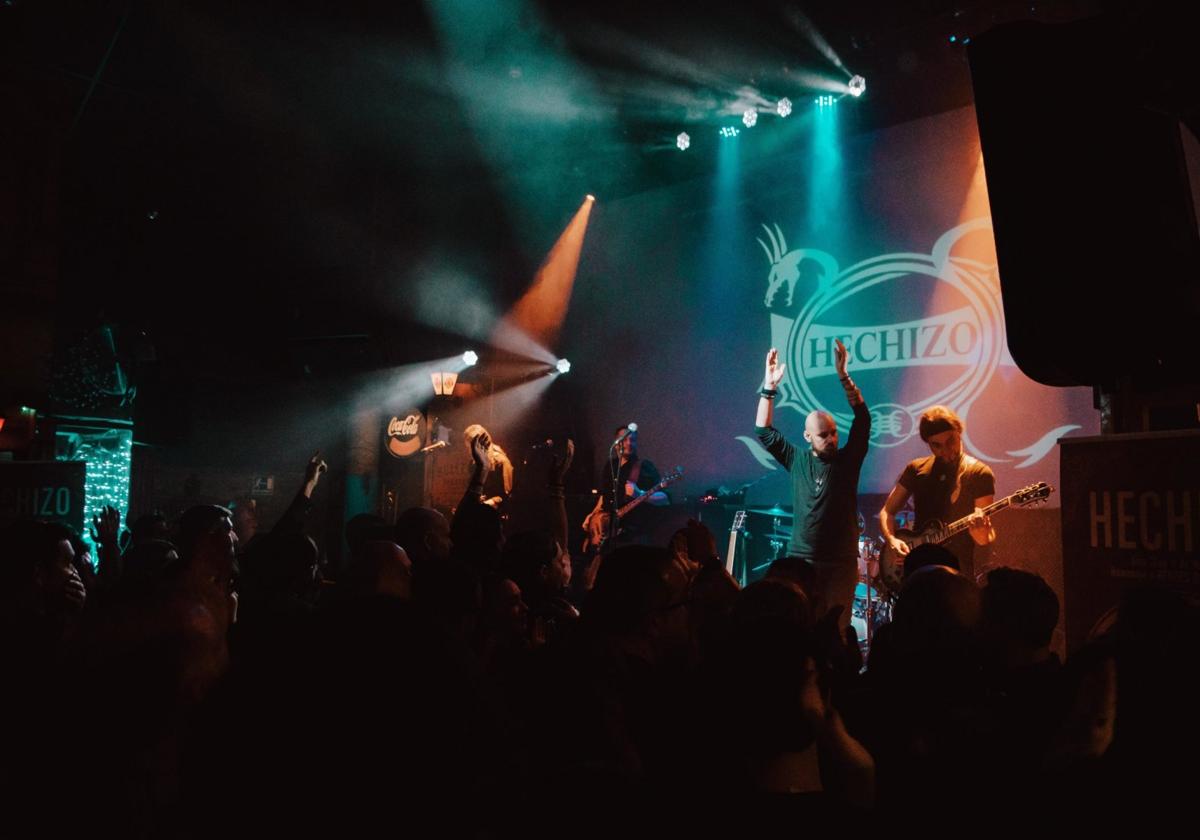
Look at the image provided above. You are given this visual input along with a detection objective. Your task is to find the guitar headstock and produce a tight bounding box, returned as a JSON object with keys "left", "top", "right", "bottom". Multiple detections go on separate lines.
{"left": 731, "top": 510, "right": 747, "bottom": 532}
{"left": 1013, "top": 481, "right": 1053, "bottom": 506}
{"left": 660, "top": 466, "right": 685, "bottom": 486}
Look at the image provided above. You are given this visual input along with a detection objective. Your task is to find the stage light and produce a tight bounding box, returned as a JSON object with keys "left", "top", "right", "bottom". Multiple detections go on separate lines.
{"left": 555, "top": 358, "right": 571, "bottom": 374}
{"left": 742, "top": 108, "right": 757, "bottom": 128}
{"left": 462, "top": 350, "right": 478, "bottom": 366}
{"left": 719, "top": 126, "right": 740, "bottom": 138}
{"left": 777, "top": 97, "right": 792, "bottom": 117}
{"left": 676, "top": 132, "right": 690, "bottom": 150}
{"left": 815, "top": 95, "right": 836, "bottom": 108}
{"left": 848, "top": 75, "right": 866, "bottom": 97}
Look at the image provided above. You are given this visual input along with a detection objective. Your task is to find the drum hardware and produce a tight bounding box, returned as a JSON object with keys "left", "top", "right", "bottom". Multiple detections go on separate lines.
{"left": 853, "top": 529, "right": 891, "bottom": 661}
{"left": 851, "top": 580, "right": 894, "bottom": 661}
{"left": 746, "top": 505, "right": 793, "bottom": 518}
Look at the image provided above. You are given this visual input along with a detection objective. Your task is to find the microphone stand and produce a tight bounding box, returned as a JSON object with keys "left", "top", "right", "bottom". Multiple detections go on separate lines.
{"left": 608, "top": 438, "right": 622, "bottom": 547}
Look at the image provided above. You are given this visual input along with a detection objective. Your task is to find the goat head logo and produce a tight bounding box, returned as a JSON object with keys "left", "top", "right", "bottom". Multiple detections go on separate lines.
{"left": 758, "top": 223, "right": 803, "bottom": 308}
{"left": 758, "top": 223, "right": 831, "bottom": 310}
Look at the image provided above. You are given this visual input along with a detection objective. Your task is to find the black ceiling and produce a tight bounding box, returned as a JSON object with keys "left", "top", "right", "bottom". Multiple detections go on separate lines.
{"left": 3, "top": 0, "right": 1139, "bottom": 382}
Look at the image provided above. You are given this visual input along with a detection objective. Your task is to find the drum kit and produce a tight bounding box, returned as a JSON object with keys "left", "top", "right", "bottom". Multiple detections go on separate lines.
{"left": 743, "top": 505, "right": 895, "bottom": 658}
{"left": 851, "top": 527, "right": 893, "bottom": 657}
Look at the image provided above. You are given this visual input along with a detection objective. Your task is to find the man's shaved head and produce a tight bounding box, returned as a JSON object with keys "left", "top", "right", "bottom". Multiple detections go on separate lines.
{"left": 803, "top": 410, "right": 839, "bottom": 459}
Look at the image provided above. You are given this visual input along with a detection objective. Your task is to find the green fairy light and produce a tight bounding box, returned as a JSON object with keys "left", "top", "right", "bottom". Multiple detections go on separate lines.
{"left": 55, "top": 425, "right": 133, "bottom": 568}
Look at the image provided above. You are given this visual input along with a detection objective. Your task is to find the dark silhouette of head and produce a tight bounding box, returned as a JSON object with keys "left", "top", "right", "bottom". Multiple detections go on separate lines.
{"left": 450, "top": 501, "right": 503, "bottom": 570}
{"left": 0, "top": 519, "right": 77, "bottom": 614}
{"left": 904, "top": 542, "right": 960, "bottom": 577}
{"left": 981, "top": 566, "right": 1059, "bottom": 659}
{"left": 175, "top": 504, "right": 237, "bottom": 564}
{"left": 394, "top": 507, "right": 451, "bottom": 569}
{"left": 501, "top": 529, "right": 570, "bottom": 602}
{"left": 585, "top": 545, "right": 673, "bottom": 638}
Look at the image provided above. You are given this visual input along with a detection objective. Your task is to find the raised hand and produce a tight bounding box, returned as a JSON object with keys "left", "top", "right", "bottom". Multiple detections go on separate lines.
{"left": 471, "top": 431, "right": 492, "bottom": 469}
{"left": 304, "top": 451, "right": 328, "bottom": 497}
{"left": 550, "top": 438, "right": 575, "bottom": 483}
{"left": 834, "top": 338, "right": 850, "bottom": 379}
{"left": 764, "top": 348, "right": 786, "bottom": 389}
{"left": 90, "top": 504, "right": 120, "bottom": 548}
{"left": 306, "top": 450, "right": 328, "bottom": 478}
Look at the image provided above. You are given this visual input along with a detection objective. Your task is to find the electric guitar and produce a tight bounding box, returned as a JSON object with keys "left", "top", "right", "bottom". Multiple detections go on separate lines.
{"left": 582, "top": 467, "right": 685, "bottom": 551}
{"left": 878, "top": 481, "right": 1053, "bottom": 591}
{"left": 725, "top": 509, "right": 748, "bottom": 582}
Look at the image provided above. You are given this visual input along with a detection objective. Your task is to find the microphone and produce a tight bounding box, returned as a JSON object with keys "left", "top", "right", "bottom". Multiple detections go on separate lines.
{"left": 612, "top": 423, "right": 638, "bottom": 447}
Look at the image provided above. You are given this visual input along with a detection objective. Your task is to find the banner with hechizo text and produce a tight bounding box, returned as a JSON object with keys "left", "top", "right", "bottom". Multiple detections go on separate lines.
{"left": 0, "top": 461, "right": 87, "bottom": 534}
{"left": 1060, "top": 431, "right": 1200, "bottom": 652}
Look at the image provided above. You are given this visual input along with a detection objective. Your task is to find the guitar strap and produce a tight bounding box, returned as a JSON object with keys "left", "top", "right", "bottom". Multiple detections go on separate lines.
{"left": 608, "top": 456, "right": 642, "bottom": 510}
{"left": 626, "top": 459, "right": 642, "bottom": 496}
{"left": 949, "top": 454, "right": 978, "bottom": 505}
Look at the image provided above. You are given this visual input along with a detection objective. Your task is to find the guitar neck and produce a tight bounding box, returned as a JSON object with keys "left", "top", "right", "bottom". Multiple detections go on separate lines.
{"left": 917, "top": 495, "right": 1016, "bottom": 547}
{"left": 725, "top": 511, "right": 747, "bottom": 578}
{"left": 725, "top": 530, "right": 738, "bottom": 577}
{"left": 614, "top": 471, "right": 681, "bottom": 518}
{"left": 616, "top": 488, "right": 656, "bottom": 518}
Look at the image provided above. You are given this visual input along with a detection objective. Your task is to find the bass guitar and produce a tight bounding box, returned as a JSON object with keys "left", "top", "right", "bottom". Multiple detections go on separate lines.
{"left": 582, "top": 466, "right": 684, "bottom": 551}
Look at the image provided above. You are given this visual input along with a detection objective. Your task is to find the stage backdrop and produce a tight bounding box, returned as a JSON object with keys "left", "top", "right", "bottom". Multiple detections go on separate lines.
{"left": 563, "top": 106, "right": 1096, "bottom": 506}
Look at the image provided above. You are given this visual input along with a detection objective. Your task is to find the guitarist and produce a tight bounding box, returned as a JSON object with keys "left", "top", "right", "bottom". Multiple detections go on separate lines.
{"left": 878, "top": 406, "right": 995, "bottom": 579}
{"left": 582, "top": 425, "right": 669, "bottom": 548}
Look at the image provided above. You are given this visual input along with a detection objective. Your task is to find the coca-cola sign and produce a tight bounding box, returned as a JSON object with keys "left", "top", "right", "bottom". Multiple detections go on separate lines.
{"left": 385, "top": 411, "right": 425, "bottom": 458}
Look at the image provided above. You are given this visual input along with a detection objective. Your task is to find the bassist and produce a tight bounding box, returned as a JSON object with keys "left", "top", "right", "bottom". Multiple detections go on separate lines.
{"left": 582, "top": 425, "right": 669, "bottom": 548}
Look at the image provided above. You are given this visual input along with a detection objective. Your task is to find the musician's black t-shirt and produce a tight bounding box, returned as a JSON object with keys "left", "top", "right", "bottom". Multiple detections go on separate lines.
{"left": 602, "top": 456, "right": 663, "bottom": 541}
{"left": 897, "top": 454, "right": 995, "bottom": 568}
{"left": 604, "top": 456, "right": 662, "bottom": 507}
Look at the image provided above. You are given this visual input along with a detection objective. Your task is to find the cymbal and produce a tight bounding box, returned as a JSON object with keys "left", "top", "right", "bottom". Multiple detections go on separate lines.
{"left": 762, "top": 531, "right": 793, "bottom": 540}
{"left": 747, "top": 505, "right": 793, "bottom": 517}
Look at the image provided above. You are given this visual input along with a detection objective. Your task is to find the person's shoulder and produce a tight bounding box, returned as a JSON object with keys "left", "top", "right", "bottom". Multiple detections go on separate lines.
{"left": 638, "top": 458, "right": 661, "bottom": 479}
{"left": 963, "top": 455, "right": 994, "bottom": 477}
{"left": 906, "top": 454, "right": 936, "bottom": 474}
